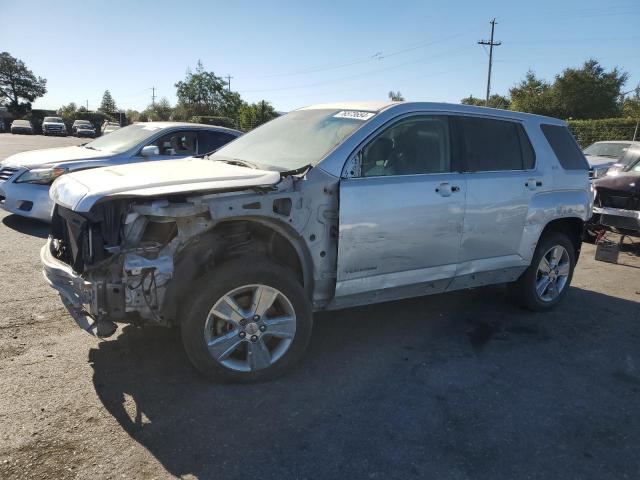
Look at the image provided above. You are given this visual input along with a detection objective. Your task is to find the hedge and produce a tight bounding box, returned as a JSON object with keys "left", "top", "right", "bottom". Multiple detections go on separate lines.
{"left": 568, "top": 117, "right": 639, "bottom": 148}
{"left": 189, "top": 115, "right": 236, "bottom": 129}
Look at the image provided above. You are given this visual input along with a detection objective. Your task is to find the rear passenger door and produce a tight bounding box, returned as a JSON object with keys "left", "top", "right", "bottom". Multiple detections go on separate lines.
{"left": 454, "top": 116, "right": 541, "bottom": 275}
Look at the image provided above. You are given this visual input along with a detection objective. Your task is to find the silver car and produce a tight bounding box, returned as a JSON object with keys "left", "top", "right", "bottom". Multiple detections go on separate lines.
{"left": 42, "top": 102, "right": 591, "bottom": 383}
{"left": 0, "top": 122, "right": 242, "bottom": 221}
{"left": 583, "top": 140, "right": 640, "bottom": 178}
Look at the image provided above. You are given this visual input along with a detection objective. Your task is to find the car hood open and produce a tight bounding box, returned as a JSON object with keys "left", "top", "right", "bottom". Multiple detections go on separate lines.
{"left": 2, "top": 146, "right": 110, "bottom": 168}
{"left": 50, "top": 157, "right": 281, "bottom": 212}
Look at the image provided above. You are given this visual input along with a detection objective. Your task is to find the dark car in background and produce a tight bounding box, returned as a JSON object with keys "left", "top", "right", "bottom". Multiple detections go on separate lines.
{"left": 10, "top": 119, "right": 34, "bottom": 135}
{"left": 588, "top": 146, "right": 640, "bottom": 238}
{"left": 42, "top": 117, "right": 68, "bottom": 136}
{"left": 72, "top": 120, "right": 96, "bottom": 137}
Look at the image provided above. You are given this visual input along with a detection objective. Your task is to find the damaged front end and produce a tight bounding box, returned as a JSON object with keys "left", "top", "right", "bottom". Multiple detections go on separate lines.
{"left": 42, "top": 168, "right": 340, "bottom": 338}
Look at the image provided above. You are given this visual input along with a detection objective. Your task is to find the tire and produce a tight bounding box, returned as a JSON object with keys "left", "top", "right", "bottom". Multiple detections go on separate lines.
{"left": 180, "top": 257, "right": 313, "bottom": 383}
{"left": 514, "top": 231, "right": 576, "bottom": 311}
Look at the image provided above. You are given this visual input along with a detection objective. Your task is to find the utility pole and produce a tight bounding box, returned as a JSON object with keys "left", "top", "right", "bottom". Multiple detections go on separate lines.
{"left": 151, "top": 86, "right": 156, "bottom": 107}
{"left": 478, "top": 18, "right": 501, "bottom": 106}
{"left": 86, "top": 100, "right": 89, "bottom": 111}
{"left": 226, "top": 75, "right": 233, "bottom": 92}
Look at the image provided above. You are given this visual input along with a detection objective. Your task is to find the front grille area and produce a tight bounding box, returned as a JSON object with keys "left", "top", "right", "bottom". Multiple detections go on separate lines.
{"left": 596, "top": 189, "right": 640, "bottom": 211}
{"left": 0, "top": 167, "right": 19, "bottom": 181}
{"left": 44, "top": 124, "right": 64, "bottom": 133}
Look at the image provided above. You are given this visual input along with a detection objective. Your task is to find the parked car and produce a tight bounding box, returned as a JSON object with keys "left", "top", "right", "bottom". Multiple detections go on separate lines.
{"left": 0, "top": 122, "right": 241, "bottom": 221}
{"left": 42, "top": 116, "right": 68, "bottom": 136}
{"left": 10, "top": 119, "right": 34, "bottom": 135}
{"left": 587, "top": 146, "right": 640, "bottom": 238}
{"left": 72, "top": 120, "right": 96, "bottom": 138}
{"left": 583, "top": 140, "right": 639, "bottom": 178}
{"left": 102, "top": 122, "right": 121, "bottom": 135}
{"left": 41, "top": 102, "right": 591, "bottom": 383}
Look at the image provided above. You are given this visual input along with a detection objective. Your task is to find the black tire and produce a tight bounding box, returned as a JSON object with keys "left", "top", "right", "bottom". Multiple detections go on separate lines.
{"left": 514, "top": 231, "right": 576, "bottom": 311}
{"left": 180, "top": 257, "right": 313, "bottom": 383}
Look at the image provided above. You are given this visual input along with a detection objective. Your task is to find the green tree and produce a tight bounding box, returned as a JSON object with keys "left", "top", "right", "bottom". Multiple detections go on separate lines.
{"left": 58, "top": 102, "right": 77, "bottom": 118}
{"left": 239, "top": 100, "right": 278, "bottom": 131}
{"left": 99, "top": 90, "right": 117, "bottom": 114}
{"left": 622, "top": 95, "right": 640, "bottom": 118}
{"left": 0, "top": 51, "right": 47, "bottom": 116}
{"left": 175, "top": 61, "right": 228, "bottom": 119}
{"left": 508, "top": 71, "right": 557, "bottom": 116}
{"left": 388, "top": 90, "right": 404, "bottom": 101}
{"left": 143, "top": 97, "right": 173, "bottom": 121}
{"left": 461, "top": 94, "right": 510, "bottom": 109}
{"left": 553, "top": 59, "right": 627, "bottom": 119}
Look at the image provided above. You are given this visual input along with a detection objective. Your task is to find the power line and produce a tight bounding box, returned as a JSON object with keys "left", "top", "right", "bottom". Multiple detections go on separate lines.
{"left": 478, "top": 18, "right": 501, "bottom": 106}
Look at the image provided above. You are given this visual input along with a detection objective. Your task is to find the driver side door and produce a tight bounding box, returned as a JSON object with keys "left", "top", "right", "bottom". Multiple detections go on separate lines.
{"left": 334, "top": 114, "right": 466, "bottom": 305}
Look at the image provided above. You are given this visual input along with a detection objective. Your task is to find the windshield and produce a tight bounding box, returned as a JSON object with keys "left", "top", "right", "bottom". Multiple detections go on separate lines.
{"left": 212, "top": 109, "right": 373, "bottom": 171}
{"left": 13, "top": 120, "right": 29, "bottom": 126}
{"left": 75, "top": 120, "right": 91, "bottom": 126}
{"left": 84, "top": 124, "right": 162, "bottom": 153}
{"left": 583, "top": 142, "right": 630, "bottom": 159}
{"left": 44, "top": 117, "right": 63, "bottom": 123}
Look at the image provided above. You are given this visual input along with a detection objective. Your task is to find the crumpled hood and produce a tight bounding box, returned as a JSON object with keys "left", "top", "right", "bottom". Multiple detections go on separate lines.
{"left": 51, "top": 157, "right": 281, "bottom": 212}
{"left": 2, "top": 146, "right": 109, "bottom": 168}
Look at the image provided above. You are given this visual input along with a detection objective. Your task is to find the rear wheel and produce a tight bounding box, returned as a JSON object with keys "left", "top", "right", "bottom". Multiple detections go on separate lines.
{"left": 181, "top": 258, "right": 313, "bottom": 383}
{"left": 514, "top": 231, "right": 576, "bottom": 311}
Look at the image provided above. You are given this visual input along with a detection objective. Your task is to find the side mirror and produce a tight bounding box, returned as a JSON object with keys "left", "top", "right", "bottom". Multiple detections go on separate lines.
{"left": 140, "top": 145, "right": 159, "bottom": 157}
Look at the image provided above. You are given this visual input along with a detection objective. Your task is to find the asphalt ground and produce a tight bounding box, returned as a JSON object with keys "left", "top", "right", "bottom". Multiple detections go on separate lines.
{"left": 0, "top": 133, "right": 639, "bottom": 479}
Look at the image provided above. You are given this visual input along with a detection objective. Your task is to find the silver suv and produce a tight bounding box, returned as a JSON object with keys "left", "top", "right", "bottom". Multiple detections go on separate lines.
{"left": 41, "top": 102, "right": 592, "bottom": 383}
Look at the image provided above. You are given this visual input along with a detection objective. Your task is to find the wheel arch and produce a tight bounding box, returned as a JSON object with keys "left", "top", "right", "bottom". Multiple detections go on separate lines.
{"left": 539, "top": 216, "right": 585, "bottom": 259}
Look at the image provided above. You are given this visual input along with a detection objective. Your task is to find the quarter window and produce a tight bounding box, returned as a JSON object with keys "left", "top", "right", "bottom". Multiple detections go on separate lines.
{"left": 360, "top": 116, "right": 452, "bottom": 177}
{"left": 541, "top": 124, "right": 589, "bottom": 170}
{"left": 457, "top": 116, "right": 534, "bottom": 172}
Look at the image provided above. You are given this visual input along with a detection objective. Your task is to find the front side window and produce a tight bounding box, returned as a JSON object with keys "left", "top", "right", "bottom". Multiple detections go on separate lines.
{"left": 359, "top": 116, "right": 452, "bottom": 177}
{"left": 457, "top": 116, "right": 534, "bottom": 172}
{"left": 149, "top": 131, "right": 197, "bottom": 156}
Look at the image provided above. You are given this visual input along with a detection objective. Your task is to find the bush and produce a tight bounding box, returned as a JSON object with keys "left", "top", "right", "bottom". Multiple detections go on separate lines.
{"left": 189, "top": 115, "right": 236, "bottom": 129}
{"left": 568, "top": 117, "right": 639, "bottom": 147}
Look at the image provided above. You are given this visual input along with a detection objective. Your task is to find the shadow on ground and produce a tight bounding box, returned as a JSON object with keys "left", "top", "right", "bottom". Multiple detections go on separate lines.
{"left": 2, "top": 214, "right": 48, "bottom": 238}
{"left": 90, "top": 286, "right": 640, "bottom": 479}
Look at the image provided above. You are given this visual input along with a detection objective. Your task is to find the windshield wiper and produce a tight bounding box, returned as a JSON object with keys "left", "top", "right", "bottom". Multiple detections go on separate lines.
{"left": 84, "top": 145, "right": 98, "bottom": 151}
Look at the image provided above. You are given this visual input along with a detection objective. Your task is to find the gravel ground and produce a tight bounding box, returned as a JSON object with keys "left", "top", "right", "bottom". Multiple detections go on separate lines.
{"left": 0, "top": 133, "right": 639, "bottom": 480}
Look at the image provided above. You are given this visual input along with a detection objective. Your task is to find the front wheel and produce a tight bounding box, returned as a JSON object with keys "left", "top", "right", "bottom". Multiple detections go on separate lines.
{"left": 181, "top": 258, "right": 313, "bottom": 383}
{"left": 514, "top": 231, "right": 576, "bottom": 311}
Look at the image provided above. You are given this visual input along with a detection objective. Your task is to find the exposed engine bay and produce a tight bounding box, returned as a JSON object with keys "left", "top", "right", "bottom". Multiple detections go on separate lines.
{"left": 48, "top": 169, "right": 340, "bottom": 332}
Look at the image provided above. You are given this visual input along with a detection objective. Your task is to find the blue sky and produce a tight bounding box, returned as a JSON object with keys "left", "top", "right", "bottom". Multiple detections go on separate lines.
{"left": 1, "top": 0, "right": 638, "bottom": 113}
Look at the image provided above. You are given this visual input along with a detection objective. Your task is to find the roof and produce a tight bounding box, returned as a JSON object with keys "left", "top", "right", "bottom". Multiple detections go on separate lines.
{"left": 133, "top": 121, "right": 241, "bottom": 134}
{"left": 591, "top": 140, "right": 640, "bottom": 145}
{"left": 298, "top": 101, "right": 566, "bottom": 125}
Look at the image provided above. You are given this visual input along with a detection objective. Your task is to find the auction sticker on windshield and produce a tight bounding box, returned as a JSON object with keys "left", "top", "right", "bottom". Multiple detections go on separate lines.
{"left": 333, "top": 111, "right": 375, "bottom": 121}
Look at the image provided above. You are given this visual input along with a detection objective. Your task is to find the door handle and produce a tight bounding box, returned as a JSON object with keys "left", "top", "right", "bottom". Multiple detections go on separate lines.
{"left": 525, "top": 179, "right": 542, "bottom": 190}
{"left": 435, "top": 183, "right": 460, "bottom": 197}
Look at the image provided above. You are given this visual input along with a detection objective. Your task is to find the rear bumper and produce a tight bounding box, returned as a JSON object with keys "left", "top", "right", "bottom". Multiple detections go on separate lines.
{"left": 0, "top": 179, "right": 54, "bottom": 222}
{"left": 592, "top": 206, "right": 640, "bottom": 232}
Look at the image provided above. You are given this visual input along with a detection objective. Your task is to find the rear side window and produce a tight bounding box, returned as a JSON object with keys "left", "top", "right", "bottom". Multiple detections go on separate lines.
{"left": 456, "top": 116, "right": 535, "bottom": 171}
{"left": 540, "top": 124, "right": 588, "bottom": 170}
{"left": 198, "top": 131, "right": 238, "bottom": 154}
